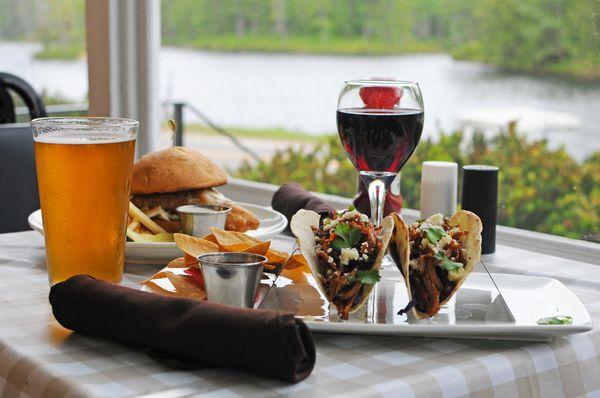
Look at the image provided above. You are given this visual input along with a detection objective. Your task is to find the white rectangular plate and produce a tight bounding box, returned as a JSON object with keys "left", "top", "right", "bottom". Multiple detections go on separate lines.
{"left": 263, "top": 268, "right": 593, "bottom": 341}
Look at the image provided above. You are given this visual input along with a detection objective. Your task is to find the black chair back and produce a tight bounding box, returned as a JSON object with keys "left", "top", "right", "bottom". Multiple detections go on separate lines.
{"left": 0, "top": 124, "right": 39, "bottom": 233}
{"left": 0, "top": 72, "right": 47, "bottom": 124}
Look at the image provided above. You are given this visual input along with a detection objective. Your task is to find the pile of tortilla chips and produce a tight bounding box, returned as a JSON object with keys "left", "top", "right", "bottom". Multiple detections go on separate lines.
{"left": 142, "top": 228, "right": 307, "bottom": 300}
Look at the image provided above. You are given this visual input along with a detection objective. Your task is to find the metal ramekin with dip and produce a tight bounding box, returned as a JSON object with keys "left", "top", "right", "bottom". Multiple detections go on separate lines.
{"left": 177, "top": 205, "right": 232, "bottom": 237}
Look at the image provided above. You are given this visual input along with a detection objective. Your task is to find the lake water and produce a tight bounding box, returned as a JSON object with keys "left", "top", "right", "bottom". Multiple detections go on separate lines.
{"left": 2, "top": 42, "right": 599, "bottom": 160}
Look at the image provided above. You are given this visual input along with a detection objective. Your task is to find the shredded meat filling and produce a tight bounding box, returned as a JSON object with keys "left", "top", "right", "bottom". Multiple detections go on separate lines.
{"left": 407, "top": 218, "right": 468, "bottom": 316}
{"left": 312, "top": 210, "right": 382, "bottom": 320}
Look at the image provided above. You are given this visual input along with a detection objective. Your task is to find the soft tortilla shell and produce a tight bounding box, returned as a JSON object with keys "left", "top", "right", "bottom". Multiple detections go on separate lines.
{"left": 290, "top": 209, "right": 394, "bottom": 316}
{"left": 391, "top": 210, "right": 482, "bottom": 319}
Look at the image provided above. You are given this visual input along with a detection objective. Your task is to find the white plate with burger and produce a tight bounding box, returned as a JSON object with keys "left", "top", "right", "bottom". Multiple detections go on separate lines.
{"left": 28, "top": 147, "right": 288, "bottom": 264}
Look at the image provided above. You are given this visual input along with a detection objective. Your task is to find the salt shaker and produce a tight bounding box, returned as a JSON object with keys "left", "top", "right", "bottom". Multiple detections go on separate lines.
{"left": 420, "top": 161, "right": 458, "bottom": 219}
{"left": 461, "top": 165, "right": 499, "bottom": 254}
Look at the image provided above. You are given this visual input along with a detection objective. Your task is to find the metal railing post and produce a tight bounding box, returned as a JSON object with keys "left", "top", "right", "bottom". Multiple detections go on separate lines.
{"left": 173, "top": 102, "right": 184, "bottom": 146}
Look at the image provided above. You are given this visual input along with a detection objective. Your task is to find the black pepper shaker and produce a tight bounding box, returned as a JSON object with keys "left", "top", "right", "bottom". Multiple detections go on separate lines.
{"left": 461, "top": 165, "right": 499, "bottom": 254}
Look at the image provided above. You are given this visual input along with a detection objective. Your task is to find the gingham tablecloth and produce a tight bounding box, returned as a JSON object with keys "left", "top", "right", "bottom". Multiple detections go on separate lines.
{"left": 0, "top": 231, "right": 599, "bottom": 398}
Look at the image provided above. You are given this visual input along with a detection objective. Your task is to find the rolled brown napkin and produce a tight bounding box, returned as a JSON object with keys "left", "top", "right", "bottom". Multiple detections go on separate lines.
{"left": 272, "top": 182, "right": 334, "bottom": 225}
{"left": 49, "top": 275, "right": 315, "bottom": 383}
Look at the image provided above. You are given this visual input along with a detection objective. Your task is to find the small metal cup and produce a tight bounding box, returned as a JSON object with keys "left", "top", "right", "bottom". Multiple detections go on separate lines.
{"left": 198, "top": 252, "right": 267, "bottom": 308}
{"left": 177, "top": 205, "right": 231, "bottom": 237}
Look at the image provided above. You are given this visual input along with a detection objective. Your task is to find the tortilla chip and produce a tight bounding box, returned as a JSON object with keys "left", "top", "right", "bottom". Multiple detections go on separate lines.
{"left": 202, "top": 234, "right": 218, "bottom": 244}
{"left": 174, "top": 233, "right": 218, "bottom": 257}
{"left": 210, "top": 227, "right": 261, "bottom": 246}
{"left": 167, "top": 257, "right": 188, "bottom": 268}
{"left": 166, "top": 272, "right": 206, "bottom": 300}
{"left": 244, "top": 241, "right": 271, "bottom": 255}
{"left": 266, "top": 248, "right": 289, "bottom": 265}
{"left": 285, "top": 253, "right": 309, "bottom": 270}
{"left": 218, "top": 240, "right": 271, "bottom": 256}
{"left": 184, "top": 253, "right": 199, "bottom": 267}
{"left": 290, "top": 209, "right": 394, "bottom": 318}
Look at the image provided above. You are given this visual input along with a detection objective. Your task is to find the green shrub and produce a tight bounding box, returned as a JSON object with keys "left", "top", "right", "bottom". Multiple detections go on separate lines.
{"left": 234, "top": 124, "right": 600, "bottom": 242}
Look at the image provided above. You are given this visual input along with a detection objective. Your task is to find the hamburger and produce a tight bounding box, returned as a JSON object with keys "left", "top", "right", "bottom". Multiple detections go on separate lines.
{"left": 130, "top": 147, "right": 259, "bottom": 233}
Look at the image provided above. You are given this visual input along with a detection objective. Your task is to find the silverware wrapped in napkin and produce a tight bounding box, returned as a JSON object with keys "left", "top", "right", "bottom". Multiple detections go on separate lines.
{"left": 49, "top": 275, "right": 315, "bottom": 383}
{"left": 272, "top": 182, "right": 334, "bottom": 228}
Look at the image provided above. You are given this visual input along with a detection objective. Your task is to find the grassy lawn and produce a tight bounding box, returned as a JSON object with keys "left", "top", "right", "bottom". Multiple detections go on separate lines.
{"left": 179, "top": 123, "right": 331, "bottom": 143}
{"left": 170, "top": 35, "right": 441, "bottom": 56}
{"left": 34, "top": 45, "right": 83, "bottom": 60}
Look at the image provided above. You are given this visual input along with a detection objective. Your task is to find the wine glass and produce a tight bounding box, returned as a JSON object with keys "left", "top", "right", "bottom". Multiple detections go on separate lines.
{"left": 336, "top": 79, "right": 424, "bottom": 226}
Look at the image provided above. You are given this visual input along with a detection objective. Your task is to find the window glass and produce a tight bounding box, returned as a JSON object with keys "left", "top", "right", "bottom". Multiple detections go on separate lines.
{"left": 0, "top": 0, "right": 87, "bottom": 120}
{"left": 161, "top": 1, "right": 600, "bottom": 243}
{"left": 3, "top": 0, "right": 597, "bottom": 243}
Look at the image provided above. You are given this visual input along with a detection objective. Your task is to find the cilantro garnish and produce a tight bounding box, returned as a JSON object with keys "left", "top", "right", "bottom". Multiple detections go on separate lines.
{"left": 347, "top": 204, "right": 356, "bottom": 211}
{"left": 347, "top": 269, "right": 381, "bottom": 285}
{"left": 423, "top": 226, "right": 447, "bottom": 244}
{"left": 434, "top": 252, "right": 464, "bottom": 271}
{"left": 537, "top": 315, "right": 573, "bottom": 325}
{"left": 331, "top": 222, "right": 362, "bottom": 250}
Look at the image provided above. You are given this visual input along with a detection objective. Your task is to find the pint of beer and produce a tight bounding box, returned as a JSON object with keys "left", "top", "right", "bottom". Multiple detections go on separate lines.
{"left": 32, "top": 118, "right": 138, "bottom": 285}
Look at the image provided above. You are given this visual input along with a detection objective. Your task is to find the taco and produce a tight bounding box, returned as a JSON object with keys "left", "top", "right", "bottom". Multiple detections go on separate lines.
{"left": 291, "top": 207, "right": 393, "bottom": 320}
{"left": 390, "top": 211, "right": 482, "bottom": 319}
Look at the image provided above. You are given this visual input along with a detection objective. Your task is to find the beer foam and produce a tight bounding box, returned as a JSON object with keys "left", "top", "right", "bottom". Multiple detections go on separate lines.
{"left": 34, "top": 131, "right": 135, "bottom": 144}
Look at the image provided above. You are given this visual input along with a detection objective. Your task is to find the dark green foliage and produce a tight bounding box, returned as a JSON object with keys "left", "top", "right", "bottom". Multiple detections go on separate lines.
{"left": 235, "top": 125, "right": 600, "bottom": 242}
{"left": 1, "top": 0, "right": 598, "bottom": 79}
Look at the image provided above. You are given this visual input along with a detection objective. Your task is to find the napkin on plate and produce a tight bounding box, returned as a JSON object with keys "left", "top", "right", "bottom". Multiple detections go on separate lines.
{"left": 49, "top": 275, "right": 315, "bottom": 383}
{"left": 272, "top": 182, "right": 334, "bottom": 226}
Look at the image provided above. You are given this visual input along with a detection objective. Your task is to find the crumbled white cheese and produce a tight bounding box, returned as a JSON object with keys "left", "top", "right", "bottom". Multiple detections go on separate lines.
{"left": 341, "top": 210, "right": 358, "bottom": 221}
{"left": 425, "top": 213, "right": 444, "bottom": 226}
{"left": 437, "top": 234, "right": 452, "bottom": 249}
{"left": 340, "top": 247, "right": 359, "bottom": 266}
{"left": 447, "top": 267, "right": 466, "bottom": 282}
{"left": 421, "top": 238, "right": 437, "bottom": 253}
{"left": 359, "top": 213, "right": 370, "bottom": 223}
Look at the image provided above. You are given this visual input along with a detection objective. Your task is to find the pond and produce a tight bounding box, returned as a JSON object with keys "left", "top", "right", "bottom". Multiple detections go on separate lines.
{"left": 2, "top": 42, "right": 599, "bottom": 161}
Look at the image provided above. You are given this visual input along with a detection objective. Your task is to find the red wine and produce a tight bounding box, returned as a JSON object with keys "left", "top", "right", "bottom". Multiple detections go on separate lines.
{"left": 337, "top": 108, "right": 424, "bottom": 172}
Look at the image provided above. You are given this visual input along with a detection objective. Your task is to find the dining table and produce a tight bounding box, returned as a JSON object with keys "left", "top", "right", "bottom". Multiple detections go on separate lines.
{"left": 1, "top": 229, "right": 599, "bottom": 398}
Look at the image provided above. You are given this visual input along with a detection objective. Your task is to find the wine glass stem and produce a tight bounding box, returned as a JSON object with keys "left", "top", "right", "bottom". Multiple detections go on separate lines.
{"left": 368, "top": 179, "right": 386, "bottom": 227}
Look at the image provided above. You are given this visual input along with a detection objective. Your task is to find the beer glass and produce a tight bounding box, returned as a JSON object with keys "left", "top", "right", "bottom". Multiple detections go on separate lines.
{"left": 32, "top": 117, "right": 138, "bottom": 285}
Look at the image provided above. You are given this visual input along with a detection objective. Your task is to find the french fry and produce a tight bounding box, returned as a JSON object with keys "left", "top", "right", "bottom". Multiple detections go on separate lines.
{"left": 128, "top": 218, "right": 140, "bottom": 231}
{"left": 145, "top": 206, "right": 171, "bottom": 221}
{"left": 129, "top": 201, "right": 166, "bottom": 234}
{"left": 127, "top": 228, "right": 173, "bottom": 242}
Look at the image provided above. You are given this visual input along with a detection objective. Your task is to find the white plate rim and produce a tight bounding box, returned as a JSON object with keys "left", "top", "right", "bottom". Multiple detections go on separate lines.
{"left": 28, "top": 203, "right": 287, "bottom": 241}
{"left": 301, "top": 273, "right": 593, "bottom": 340}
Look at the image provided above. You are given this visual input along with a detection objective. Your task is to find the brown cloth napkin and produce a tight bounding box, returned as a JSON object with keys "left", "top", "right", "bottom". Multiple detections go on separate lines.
{"left": 49, "top": 275, "right": 316, "bottom": 383}
{"left": 272, "top": 182, "right": 335, "bottom": 225}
